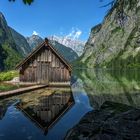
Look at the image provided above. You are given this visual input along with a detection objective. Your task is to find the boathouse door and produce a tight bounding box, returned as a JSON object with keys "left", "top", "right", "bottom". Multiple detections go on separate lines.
{"left": 37, "top": 62, "right": 50, "bottom": 84}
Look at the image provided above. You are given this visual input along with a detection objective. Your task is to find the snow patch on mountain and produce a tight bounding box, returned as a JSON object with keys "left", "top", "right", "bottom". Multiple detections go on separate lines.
{"left": 49, "top": 35, "right": 85, "bottom": 56}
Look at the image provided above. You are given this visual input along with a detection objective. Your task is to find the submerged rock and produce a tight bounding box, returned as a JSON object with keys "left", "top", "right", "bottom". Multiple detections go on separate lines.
{"left": 65, "top": 101, "right": 140, "bottom": 140}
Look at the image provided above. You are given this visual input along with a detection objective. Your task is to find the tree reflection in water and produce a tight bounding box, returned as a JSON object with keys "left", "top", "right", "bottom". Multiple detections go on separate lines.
{"left": 73, "top": 68, "right": 140, "bottom": 109}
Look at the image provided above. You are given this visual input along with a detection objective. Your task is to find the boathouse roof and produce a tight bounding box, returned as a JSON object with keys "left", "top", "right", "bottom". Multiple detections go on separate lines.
{"left": 16, "top": 38, "right": 72, "bottom": 71}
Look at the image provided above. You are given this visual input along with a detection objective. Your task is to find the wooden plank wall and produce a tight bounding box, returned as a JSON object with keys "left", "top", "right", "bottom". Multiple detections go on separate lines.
{"left": 20, "top": 45, "right": 71, "bottom": 84}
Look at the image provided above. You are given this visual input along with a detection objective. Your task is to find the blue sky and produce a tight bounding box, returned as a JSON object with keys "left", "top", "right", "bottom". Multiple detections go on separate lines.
{"left": 0, "top": 0, "right": 111, "bottom": 41}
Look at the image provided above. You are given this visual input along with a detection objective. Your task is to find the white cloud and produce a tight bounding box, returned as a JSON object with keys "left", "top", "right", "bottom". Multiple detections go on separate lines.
{"left": 66, "top": 28, "right": 82, "bottom": 40}
{"left": 32, "top": 31, "right": 39, "bottom": 36}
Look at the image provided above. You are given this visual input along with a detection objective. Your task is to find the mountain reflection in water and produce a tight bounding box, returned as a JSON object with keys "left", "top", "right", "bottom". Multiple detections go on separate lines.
{"left": 74, "top": 69, "right": 140, "bottom": 109}
{"left": 0, "top": 69, "right": 140, "bottom": 140}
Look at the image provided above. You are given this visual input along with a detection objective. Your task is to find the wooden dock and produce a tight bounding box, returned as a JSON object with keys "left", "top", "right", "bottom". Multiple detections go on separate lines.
{"left": 0, "top": 85, "right": 48, "bottom": 98}
{"left": 0, "top": 82, "right": 71, "bottom": 98}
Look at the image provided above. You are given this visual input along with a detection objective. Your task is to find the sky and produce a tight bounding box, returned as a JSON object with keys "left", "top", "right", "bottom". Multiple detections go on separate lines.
{"left": 0, "top": 0, "right": 112, "bottom": 41}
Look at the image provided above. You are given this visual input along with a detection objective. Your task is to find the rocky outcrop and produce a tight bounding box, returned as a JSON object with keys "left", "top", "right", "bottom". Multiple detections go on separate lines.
{"left": 65, "top": 101, "right": 140, "bottom": 140}
{"left": 79, "top": 0, "right": 140, "bottom": 68}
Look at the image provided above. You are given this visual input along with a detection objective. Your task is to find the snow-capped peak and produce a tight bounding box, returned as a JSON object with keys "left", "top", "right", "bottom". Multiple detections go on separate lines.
{"left": 49, "top": 35, "right": 85, "bottom": 56}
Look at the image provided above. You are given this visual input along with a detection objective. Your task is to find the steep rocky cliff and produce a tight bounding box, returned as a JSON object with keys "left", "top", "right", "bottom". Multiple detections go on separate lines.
{"left": 10, "top": 27, "right": 31, "bottom": 56}
{"left": 79, "top": 0, "right": 140, "bottom": 68}
{"left": 0, "top": 12, "right": 32, "bottom": 71}
{"left": 0, "top": 12, "right": 22, "bottom": 71}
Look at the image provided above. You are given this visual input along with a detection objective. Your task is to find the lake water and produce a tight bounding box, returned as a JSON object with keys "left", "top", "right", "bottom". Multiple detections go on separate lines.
{"left": 0, "top": 69, "right": 140, "bottom": 140}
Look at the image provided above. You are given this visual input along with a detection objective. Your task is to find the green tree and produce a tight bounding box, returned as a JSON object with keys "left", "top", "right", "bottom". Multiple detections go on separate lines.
{"left": 9, "top": 0, "right": 34, "bottom": 5}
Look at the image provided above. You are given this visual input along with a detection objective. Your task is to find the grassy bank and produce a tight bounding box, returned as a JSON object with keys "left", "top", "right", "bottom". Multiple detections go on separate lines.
{"left": 0, "top": 83, "right": 20, "bottom": 92}
{"left": 0, "top": 83, "right": 29, "bottom": 92}
{"left": 0, "top": 71, "right": 19, "bottom": 82}
{"left": 0, "top": 71, "right": 20, "bottom": 92}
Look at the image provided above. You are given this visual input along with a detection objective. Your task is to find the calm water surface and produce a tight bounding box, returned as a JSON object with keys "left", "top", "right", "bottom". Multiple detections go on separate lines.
{"left": 0, "top": 69, "right": 140, "bottom": 140}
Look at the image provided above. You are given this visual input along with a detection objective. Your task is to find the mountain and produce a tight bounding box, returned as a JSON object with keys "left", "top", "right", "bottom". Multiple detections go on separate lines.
{"left": 27, "top": 35, "right": 78, "bottom": 62}
{"left": 27, "top": 34, "right": 78, "bottom": 62}
{"left": 79, "top": 0, "right": 140, "bottom": 68}
{"left": 0, "top": 12, "right": 32, "bottom": 71}
{"left": 26, "top": 35, "right": 43, "bottom": 49}
{"left": 10, "top": 27, "right": 31, "bottom": 57}
{"left": 0, "top": 12, "right": 22, "bottom": 71}
{"left": 49, "top": 35, "right": 85, "bottom": 56}
{"left": 50, "top": 40, "right": 78, "bottom": 62}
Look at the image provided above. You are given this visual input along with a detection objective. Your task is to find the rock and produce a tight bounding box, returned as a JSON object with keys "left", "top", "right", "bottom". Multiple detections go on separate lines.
{"left": 65, "top": 101, "right": 140, "bottom": 140}
{"left": 11, "top": 77, "right": 19, "bottom": 83}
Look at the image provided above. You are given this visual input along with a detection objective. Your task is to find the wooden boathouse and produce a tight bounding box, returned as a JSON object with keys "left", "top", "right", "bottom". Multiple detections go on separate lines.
{"left": 16, "top": 38, "right": 72, "bottom": 85}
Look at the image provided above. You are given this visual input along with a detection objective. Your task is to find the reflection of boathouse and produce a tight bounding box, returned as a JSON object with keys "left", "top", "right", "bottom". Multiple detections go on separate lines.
{"left": 16, "top": 88, "right": 74, "bottom": 133}
{"left": 16, "top": 38, "right": 72, "bottom": 85}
